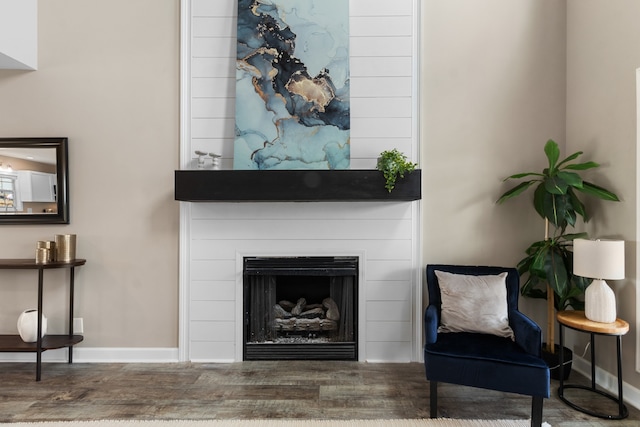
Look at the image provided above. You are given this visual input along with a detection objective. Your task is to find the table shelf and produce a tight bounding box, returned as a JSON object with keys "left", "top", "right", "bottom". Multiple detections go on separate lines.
{"left": 0, "top": 258, "right": 86, "bottom": 269}
{"left": 0, "top": 334, "right": 83, "bottom": 351}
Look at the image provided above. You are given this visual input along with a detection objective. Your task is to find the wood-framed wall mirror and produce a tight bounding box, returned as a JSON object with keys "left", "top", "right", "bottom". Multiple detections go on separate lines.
{"left": 0, "top": 137, "right": 69, "bottom": 224}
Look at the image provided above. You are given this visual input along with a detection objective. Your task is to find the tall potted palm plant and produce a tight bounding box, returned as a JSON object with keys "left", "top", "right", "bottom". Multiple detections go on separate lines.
{"left": 496, "top": 139, "right": 620, "bottom": 367}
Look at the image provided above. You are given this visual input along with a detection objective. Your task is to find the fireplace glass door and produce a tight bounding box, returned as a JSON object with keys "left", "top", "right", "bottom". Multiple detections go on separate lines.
{"left": 243, "top": 256, "right": 358, "bottom": 360}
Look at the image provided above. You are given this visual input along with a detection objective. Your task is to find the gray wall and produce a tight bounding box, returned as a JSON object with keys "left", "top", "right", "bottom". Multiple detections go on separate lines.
{"left": 0, "top": 0, "right": 180, "bottom": 348}
{"left": 421, "top": 0, "right": 566, "bottom": 327}
{"left": 567, "top": 0, "right": 640, "bottom": 391}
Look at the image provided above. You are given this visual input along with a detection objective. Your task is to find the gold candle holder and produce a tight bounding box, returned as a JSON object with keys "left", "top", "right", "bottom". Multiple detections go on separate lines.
{"left": 54, "top": 234, "right": 76, "bottom": 262}
{"left": 36, "top": 241, "right": 56, "bottom": 262}
{"left": 35, "top": 248, "right": 49, "bottom": 264}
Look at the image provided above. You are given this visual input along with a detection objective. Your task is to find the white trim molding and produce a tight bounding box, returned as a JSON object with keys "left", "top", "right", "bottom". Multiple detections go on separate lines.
{"left": 178, "top": 0, "right": 193, "bottom": 363}
{"left": 0, "top": 347, "right": 180, "bottom": 363}
{"left": 636, "top": 67, "right": 640, "bottom": 374}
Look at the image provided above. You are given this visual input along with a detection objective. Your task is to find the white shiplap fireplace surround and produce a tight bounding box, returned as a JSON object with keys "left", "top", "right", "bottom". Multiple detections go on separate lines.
{"left": 179, "top": 0, "right": 422, "bottom": 363}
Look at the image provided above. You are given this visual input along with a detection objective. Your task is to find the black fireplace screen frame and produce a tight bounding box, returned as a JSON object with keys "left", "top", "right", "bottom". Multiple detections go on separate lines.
{"left": 243, "top": 256, "right": 358, "bottom": 360}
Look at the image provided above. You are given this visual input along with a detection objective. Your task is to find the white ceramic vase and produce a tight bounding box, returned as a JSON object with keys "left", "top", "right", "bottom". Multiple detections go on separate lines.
{"left": 17, "top": 309, "right": 47, "bottom": 343}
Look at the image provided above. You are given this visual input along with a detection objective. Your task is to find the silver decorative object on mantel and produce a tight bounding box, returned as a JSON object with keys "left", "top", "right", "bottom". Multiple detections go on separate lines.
{"left": 209, "top": 153, "right": 221, "bottom": 170}
{"left": 194, "top": 151, "right": 222, "bottom": 170}
{"left": 195, "top": 150, "right": 208, "bottom": 169}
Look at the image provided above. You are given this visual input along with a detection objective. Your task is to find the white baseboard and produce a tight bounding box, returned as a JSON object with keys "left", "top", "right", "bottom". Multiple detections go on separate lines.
{"left": 189, "top": 358, "right": 236, "bottom": 363}
{"left": 0, "top": 347, "right": 179, "bottom": 363}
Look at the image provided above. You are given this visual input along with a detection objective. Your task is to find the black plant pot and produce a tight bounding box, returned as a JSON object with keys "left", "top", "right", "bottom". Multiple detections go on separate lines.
{"left": 542, "top": 343, "right": 572, "bottom": 381}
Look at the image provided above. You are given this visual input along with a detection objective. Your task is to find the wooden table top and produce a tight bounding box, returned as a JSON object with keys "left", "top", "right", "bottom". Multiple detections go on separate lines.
{"left": 557, "top": 310, "right": 629, "bottom": 335}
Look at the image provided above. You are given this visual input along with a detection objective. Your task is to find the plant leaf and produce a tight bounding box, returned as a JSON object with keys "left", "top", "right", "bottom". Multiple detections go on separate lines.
{"left": 576, "top": 181, "right": 621, "bottom": 201}
{"left": 543, "top": 192, "right": 571, "bottom": 229}
{"left": 532, "top": 184, "right": 546, "bottom": 219}
{"left": 556, "top": 171, "right": 583, "bottom": 188}
{"left": 567, "top": 188, "right": 587, "bottom": 221}
{"left": 565, "top": 297, "right": 585, "bottom": 311}
{"left": 544, "top": 176, "right": 568, "bottom": 195}
{"left": 555, "top": 196, "right": 573, "bottom": 233}
{"left": 520, "top": 275, "right": 547, "bottom": 300}
{"left": 545, "top": 248, "right": 568, "bottom": 297}
{"left": 544, "top": 139, "right": 560, "bottom": 172}
{"left": 496, "top": 181, "right": 538, "bottom": 204}
{"left": 556, "top": 151, "right": 583, "bottom": 169}
{"left": 561, "top": 231, "right": 589, "bottom": 241}
{"left": 530, "top": 244, "right": 549, "bottom": 276}
{"left": 503, "top": 172, "right": 544, "bottom": 180}
{"left": 563, "top": 161, "right": 599, "bottom": 171}
{"left": 571, "top": 276, "right": 591, "bottom": 293}
{"left": 565, "top": 208, "right": 577, "bottom": 228}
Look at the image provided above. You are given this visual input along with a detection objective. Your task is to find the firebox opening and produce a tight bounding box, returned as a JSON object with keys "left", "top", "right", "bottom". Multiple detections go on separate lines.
{"left": 276, "top": 275, "right": 329, "bottom": 306}
{"left": 243, "top": 256, "right": 358, "bottom": 361}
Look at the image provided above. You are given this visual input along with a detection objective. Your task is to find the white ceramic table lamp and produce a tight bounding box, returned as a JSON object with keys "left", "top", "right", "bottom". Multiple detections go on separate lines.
{"left": 573, "top": 239, "right": 625, "bottom": 323}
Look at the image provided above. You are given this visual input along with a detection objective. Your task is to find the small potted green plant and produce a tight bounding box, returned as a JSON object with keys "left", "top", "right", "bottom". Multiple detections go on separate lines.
{"left": 376, "top": 149, "right": 417, "bottom": 192}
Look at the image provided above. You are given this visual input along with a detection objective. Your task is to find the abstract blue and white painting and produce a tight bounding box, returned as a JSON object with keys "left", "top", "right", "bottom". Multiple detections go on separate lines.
{"left": 234, "top": 0, "right": 350, "bottom": 170}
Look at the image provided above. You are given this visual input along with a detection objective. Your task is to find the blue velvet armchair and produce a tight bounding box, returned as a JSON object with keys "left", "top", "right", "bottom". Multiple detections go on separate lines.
{"left": 424, "top": 265, "right": 550, "bottom": 427}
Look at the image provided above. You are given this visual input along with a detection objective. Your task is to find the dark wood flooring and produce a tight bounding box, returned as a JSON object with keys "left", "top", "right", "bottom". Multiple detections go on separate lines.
{"left": 0, "top": 361, "right": 638, "bottom": 426}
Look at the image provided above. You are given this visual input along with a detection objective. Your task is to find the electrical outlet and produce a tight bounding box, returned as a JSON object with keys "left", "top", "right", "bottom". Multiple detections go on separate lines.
{"left": 73, "top": 317, "right": 84, "bottom": 334}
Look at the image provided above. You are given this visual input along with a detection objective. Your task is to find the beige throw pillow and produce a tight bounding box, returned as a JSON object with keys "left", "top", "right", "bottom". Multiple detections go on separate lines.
{"left": 435, "top": 270, "right": 514, "bottom": 339}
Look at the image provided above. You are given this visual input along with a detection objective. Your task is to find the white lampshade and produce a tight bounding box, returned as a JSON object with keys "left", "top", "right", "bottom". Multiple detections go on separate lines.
{"left": 573, "top": 239, "right": 625, "bottom": 280}
{"left": 573, "top": 238, "right": 625, "bottom": 323}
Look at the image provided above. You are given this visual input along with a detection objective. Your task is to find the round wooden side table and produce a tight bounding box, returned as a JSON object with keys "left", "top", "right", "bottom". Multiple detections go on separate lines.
{"left": 557, "top": 310, "right": 629, "bottom": 419}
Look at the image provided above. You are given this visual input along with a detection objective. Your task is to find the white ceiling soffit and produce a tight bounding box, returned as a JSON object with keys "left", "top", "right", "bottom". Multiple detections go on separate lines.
{"left": 0, "top": 0, "right": 37, "bottom": 71}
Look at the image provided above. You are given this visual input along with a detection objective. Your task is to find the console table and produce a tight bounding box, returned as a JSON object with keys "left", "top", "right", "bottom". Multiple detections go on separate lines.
{"left": 0, "top": 258, "right": 86, "bottom": 381}
{"left": 557, "top": 310, "right": 629, "bottom": 419}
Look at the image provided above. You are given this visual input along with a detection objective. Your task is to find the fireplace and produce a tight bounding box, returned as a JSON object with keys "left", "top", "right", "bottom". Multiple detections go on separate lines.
{"left": 243, "top": 256, "right": 358, "bottom": 360}
{"left": 180, "top": 1, "right": 421, "bottom": 364}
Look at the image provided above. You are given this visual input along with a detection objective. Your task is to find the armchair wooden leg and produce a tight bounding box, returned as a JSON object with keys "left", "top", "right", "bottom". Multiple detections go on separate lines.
{"left": 531, "top": 396, "right": 543, "bottom": 427}
{"left": 430, "top": 380, "right": 438, "bottom": 418}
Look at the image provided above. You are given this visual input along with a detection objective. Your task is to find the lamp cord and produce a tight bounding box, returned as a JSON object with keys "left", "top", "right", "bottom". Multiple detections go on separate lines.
{"left": 580, "top": 341, "right": 591, "bottom": 359}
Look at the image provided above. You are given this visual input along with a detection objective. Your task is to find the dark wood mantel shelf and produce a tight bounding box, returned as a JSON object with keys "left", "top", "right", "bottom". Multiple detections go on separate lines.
{"left": 174, "top": 169, "right": 421, "bottom": 202}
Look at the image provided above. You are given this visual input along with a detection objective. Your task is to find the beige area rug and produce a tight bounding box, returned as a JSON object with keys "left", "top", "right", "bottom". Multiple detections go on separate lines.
{"left": 0, "top": 420, "right": 550, "bottom": 427}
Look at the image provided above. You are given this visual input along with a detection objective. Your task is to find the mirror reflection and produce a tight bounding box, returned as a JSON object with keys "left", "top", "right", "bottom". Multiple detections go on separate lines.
{"left": 0, "top": 138, "right": 69, "bottom": 224}
{"left": 0, "top": 147, "right": 58, "bottom": 214}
